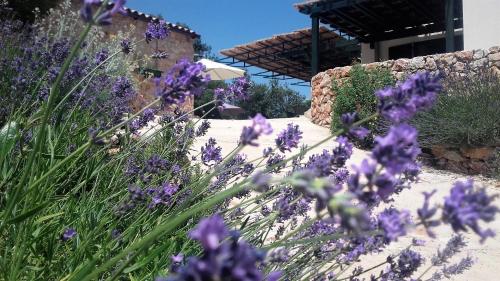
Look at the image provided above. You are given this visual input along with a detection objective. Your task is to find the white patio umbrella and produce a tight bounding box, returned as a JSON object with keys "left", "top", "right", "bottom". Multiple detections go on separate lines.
{"left": 198, "top": 58, "right": 246, "bottom": 81}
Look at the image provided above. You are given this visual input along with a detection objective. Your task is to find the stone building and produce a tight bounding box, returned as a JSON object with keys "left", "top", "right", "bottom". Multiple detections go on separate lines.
{"left": 72, "top": 0, "right": 200, "bottom": 111}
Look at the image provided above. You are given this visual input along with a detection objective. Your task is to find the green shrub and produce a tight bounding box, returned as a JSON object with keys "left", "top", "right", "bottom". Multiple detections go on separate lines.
{"left": 412, "top": 71, "right": 500, "bottom": 148}
{"left": 238, "top": 79, "right": 309, "bottom": 119}
{"left": 330, "top": 64, "right": 395, "bottom": 141}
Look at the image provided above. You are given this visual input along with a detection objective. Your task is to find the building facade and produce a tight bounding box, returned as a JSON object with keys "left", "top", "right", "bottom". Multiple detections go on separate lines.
{"left": 70, "top": 0, "right": 199, "bottom": 112}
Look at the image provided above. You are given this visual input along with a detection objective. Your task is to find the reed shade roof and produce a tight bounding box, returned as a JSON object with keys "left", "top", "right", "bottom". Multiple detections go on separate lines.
{"left": 220, "top": 27, "right": 360, "bottom": 82}
{"left": 295, "top": 0, "right": 463, "bottom": 43}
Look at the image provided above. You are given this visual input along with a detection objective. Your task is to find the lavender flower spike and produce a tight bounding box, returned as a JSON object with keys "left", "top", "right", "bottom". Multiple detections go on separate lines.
{"left": 61, "top": 228, "right": 77, "bottom": 241}
{"left": 376, "top": 72, "right": 442, "bottom": 123}
{"left": 275, "top": 123, "right": 303, "bottom": 152}
{"left": 189, "top": 215, "right": 229, "bottom": 250}
{"left": 442, "top": 179, "right": 498, "bottom": 242}
{"left": 145, "top": 20, "right": 170, "bottom": 43}
{"left": 240, "top": 114, "right": 273, "bottom": 146}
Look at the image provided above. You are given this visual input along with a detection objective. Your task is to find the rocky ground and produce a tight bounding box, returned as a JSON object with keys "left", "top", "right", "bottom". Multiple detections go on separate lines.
{"left": 194, "top": 116, "right": 500, "bottom": 281}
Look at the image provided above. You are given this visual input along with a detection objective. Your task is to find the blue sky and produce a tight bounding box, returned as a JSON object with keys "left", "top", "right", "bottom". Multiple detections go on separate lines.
{"left": 126, "top": 0, "right": 312, "bottom": 98}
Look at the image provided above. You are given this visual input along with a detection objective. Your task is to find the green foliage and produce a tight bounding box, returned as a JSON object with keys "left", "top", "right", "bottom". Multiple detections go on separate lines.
{"left": 331, "top": 65, "right": 395, "bottom": 138}
{"left": 7, "top": 0, "right": 61, "bottom": 21}
{"left": 238, "top": 79, "right": 309, "bottom": 119}
{"left": 194, "top": 80, "right": 227, "bottom": 119}
{"left": 412, "top": 71, "right": 500, "bottom": 148}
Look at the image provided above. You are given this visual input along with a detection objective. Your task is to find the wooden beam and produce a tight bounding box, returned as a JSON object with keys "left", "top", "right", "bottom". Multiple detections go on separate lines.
{"left": 311, "top": 15, "right": 320, "bottom": 76}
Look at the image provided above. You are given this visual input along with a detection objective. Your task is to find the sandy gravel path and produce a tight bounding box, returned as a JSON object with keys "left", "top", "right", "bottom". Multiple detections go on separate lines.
{"left": 194, "top": 116, "right": 500, "bottom": 281}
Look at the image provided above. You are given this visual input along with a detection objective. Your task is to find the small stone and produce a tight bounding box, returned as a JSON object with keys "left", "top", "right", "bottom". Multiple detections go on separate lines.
{"left": 443, "top": 150, "right": 465, "bottom": 162}
{"left": 473, "top": 49, "right": 487, "bottom": 60}
{"left": 454, "top": 62, "right": 466, "bottom": 72}
{"left": 441, "top": 54, "right": 455, "bottom": 65}
{"left": 425, "top": 58, "right": 437, "bottom": 70}
{"left": 489, "top": 46, "right": 500, "bottom": 54}
{"left": 339, "top": 66, "right": 351, "bottom": 78}
{"left": 431, "top": 145, "right": 448, "bottom": 158}
{"left": 488, "top": 52, "right": 500, "bottom": 62}
{"left": 392, "top": 59, "right": 409, "bottom": 72}
{"left": 445, "top": 160, "right": 467, "bottom": 174}
{"left": 455, "top": 50, "right": 473, "bottom": 62}
{"left": 460, "top": 147, "right": 495, "bottom": 160}
{"left": 410, "top": 56, "right": 426, "bottom": 69}
{"left": 320, "top": 74, "right": 331, "bottom": 88}
{"left": 469, "top": 160, "right": 487, "bottom": 174}
{"left": 491, "top": 66, "right": 500, "bottom": 76}
{"left": 471, "top": 58, "right": 488, "bottom": 69}
{"left": 380, "top": 60, "right": 394, "bottom": 68}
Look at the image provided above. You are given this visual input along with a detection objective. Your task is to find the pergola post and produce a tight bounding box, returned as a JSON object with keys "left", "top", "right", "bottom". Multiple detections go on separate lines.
{"left": 311, "top": 15, "right": 320, "bottom": 76}
{"left": 445, "top": 0, "right": 455, "bottom": 52}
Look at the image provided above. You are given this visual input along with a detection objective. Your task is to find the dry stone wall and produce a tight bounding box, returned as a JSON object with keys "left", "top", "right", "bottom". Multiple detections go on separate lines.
{"left": 310, "top": 46, "right": 500, "bottom": 127}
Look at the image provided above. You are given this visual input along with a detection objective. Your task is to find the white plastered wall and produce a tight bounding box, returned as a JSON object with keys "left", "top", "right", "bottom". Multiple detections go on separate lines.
{"left": 463, "top": 0, "right": 500, "bottom": 50}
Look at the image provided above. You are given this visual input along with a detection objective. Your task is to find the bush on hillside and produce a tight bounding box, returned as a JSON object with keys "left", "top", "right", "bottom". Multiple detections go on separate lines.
{"left": 237, "top": 79, "right": 310, "bottom": 119}
{"left": 330, "top": 64, "right": 395, "bottom": 145}
{"left": 412, "top": 70, "right": 500, "bottom": 148}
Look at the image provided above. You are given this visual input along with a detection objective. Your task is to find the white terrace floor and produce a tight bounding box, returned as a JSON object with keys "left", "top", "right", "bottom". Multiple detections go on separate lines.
{"left": 194, "top": 116, "right": 500, "bottom": 281}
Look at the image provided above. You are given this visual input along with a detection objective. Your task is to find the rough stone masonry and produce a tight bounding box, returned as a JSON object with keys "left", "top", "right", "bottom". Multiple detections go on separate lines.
{"left": 310, "top": 46, "right": 500, "bottom": 127}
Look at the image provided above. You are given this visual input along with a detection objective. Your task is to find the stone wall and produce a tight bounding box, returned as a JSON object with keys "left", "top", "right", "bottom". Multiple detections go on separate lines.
{"left": 310, "top": 46, "right": 500, "bottom": 127}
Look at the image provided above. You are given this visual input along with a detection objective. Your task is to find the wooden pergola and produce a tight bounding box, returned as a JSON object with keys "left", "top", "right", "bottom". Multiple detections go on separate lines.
{"left": 295, "top": 0, "right": 463, "bottom": 75}
{"left": 220, "top": 27, "right": 360, "bottom": 84}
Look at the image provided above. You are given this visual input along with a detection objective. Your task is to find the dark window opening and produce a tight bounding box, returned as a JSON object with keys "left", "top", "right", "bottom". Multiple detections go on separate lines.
{"left": 388, "top": 35, "right": 463, "bottom": 60}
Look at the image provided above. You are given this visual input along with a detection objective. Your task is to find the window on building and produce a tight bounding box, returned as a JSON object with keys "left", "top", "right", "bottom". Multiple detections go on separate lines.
{"left": 388, "top": 35, "right": 464, "bottom": 60}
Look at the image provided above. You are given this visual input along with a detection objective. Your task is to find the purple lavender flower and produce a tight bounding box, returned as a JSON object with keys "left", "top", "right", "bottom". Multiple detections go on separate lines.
{"left": 393, "top": 249, "right": 424, "bottom": 278}
{"left": 149, "top": 182, "right": 179, "bottom": 208}
{"left": 266, "top": 153, "right": 286, "bottom": 173}
{"left": 442, "top": 179, "right": 498, "bottom": 242}
{"left": 80, "top": 0, "right": 100, "bottom": 23}
{"left": 376, "top": 72, "right": 442, "bottom": 123}
{"left": 195, "top": 120, "right": 210, "bottom": 137}
{"left": 328, "top": 194, "right": 371, "bottom": 232}
{"left": 263, "top": 147, "right": 273, "bottom": 157}
{"left": 120, "top": 38, "right": 132, "bottom": 54}
{"left": 378, "top": 208, "right": 411, "bottom": 242}
{"left": 61, "top": 228, "right": 77, "bottom": 241}
{"left": 145, "top": 20, "right": 170, "bottom": 43}
{"left": 268, "top": 248, "right": 290, "bottom": 263}
{"left": 417, "top": 190, "right": 440, "bottom": 238}
{"left": 156, "top": 59, "right": 210, "bottom": 107}
{"left": 170, "top": 253, "right": 184, "bottom": 273}
{"left": 94, "top": 49, "right": 109, "bottom": 65}
{"left": 275, "top": 123, "right": 303, "bottom": 152}
{"left": 340, "top": 112, "right": 370, "bottom": 140}
{"left": 347, "top": 159, "right": 397, "bottom": 205}
{"left": 169, "top": 232, "right": 273, "bottom": 281}
{"left": 227, "top": 77, "right": 251, "bottom": 101}
{"left": 291, "top": 170, "right": 338, "bottom": 213}
{"left": 146, "top": 154, "right": 169, "bottom": 174}
{"left": 95, "top": 0, "right": 127, "bottom": 25}
{"left": 201, "top": 138, "right": 222, "bottom": 166}
{"left": 251, "top": 172, "right": 272, "bottom": 192}
{"left": 431, "top": 235, "right": 466, "bottom": 266}
{"left": 239, "top": 114, "right": 273, "bottom": 146}
{"left": 189, "top": 215, "right": 229, "bottom": 250}
{"left": 303, "top": 137, "right": 353, "bottom": 178}
{"left": 372, "top": 124, "right": 420, "bottom": 174}
{"left": 442, "top": 256, "right": 474, "bottom": 278}
{"left": 128, "top": 184, "right": 146, "bottom": 203}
